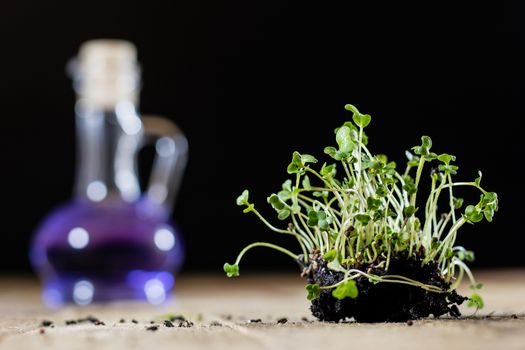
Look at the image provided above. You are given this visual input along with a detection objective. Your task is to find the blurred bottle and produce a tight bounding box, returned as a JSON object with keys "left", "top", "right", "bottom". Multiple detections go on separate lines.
{"left": 30, "top": 40, "right": 188, "bottom": 306}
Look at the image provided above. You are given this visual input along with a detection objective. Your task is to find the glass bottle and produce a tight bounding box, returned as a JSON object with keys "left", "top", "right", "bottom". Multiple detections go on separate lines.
{"left": 30, "top": 40, "right": 188, "bottom": 306}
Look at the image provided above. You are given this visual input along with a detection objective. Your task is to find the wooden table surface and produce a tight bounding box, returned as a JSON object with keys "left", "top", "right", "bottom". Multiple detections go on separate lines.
{"left": 1, "top": 270, "right": 524, "bottom": 350}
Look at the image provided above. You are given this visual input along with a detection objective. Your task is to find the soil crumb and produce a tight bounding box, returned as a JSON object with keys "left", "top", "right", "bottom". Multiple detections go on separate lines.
{"left": 41, "top": 320, "right": 53, "bottom": 327}
{"left": 277, "top": 318, "right": 288, "bottom": 324}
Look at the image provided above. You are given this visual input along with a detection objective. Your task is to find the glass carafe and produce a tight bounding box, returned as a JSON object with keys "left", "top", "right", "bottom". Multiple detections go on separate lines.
{"left": 30, "top": 40, "right": 188, "bottom": 306}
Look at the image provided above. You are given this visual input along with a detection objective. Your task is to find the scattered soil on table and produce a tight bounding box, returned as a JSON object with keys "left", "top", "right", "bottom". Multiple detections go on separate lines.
{"left": 277, "top": 318, "right": 288, "bottom": 324}
{"left": 78, "top": 316, "right": 104, "bottom": 324}
{"left": 249, "top": 319, "right": 262, "bottom": 323}
{"left": 41, "top": 320, "right": 53, "bottom": 327}
{"left": 164, "top": 320, "right": 175, "bottom": 328}
{"left": 306, "top": 257, "right": 467, "bottom": 323}
{"left": 178, "top": 320, "right": 194, "bottom": 328}
{"left": 146, "top": 325, "right": 159, "bottom": 331}
{"left": 169, "top": 315, "right": 186, "bottom": 322}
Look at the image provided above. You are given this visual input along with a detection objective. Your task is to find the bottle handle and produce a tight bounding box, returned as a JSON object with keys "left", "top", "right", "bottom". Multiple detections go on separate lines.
{"left": 140, "top": 115, "right": 188, "bottom": 214}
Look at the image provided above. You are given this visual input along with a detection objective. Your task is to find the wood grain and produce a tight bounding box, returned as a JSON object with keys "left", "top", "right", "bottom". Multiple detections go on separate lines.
{"left": 1, "top": 270, "right": 524, "bottom": 350}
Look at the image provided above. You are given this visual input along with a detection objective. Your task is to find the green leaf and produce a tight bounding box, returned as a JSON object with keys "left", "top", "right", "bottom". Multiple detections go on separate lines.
{"left": 302, "top": 175, "right": 311, "bottom": 190}
{"left": 475, "top": 171, "right": 482, "bottom": 187}
{"left": 318, "top": 218, "right": 330, "bottom": 230}
{"left": 278, "top": 209, "right": 291, "bottom": 220}
{"left": 455, "top": 249, "right": 475, "bottom": 262}
{"left": 324, "top": 146, "right": 337, "bottom": 159}
{"left": 376, "top": 154, "right": 388, "bottom": 164}
{"left": 236, "top": 190, "right": 249, "bottom": 206}
{"left": 323, "top": 249, "right": 337, "bottom": 262}
{"left": 465, "top": 205, "right": 483, "bottom": 223}
{"left": 405, "top": 150, "right": 420, "bottom": 167}
{"left": 335, "top": 121, "right": 358, "bottom": 141}
{"left": 402, "top": 176, "right": 417, "bottom": 195}
{"left": 467, "top": 293, "right": 484, "bottom": 309}
{"left": 453, "top": 197, "right": 464, "bottom": 209}
{"left": 376, "top": 185, "right": 388, "bottom": 197}
{"left": 306, "top": 284, "right": 321, "bottom": 301}
{"left": 307, "top": 210, "right": 318, "bottom": 227}
{"left": 404, "top": 205, "right": 417, "bottom": 217}
{"left": 353, "top": 113, "right": 372, "bottom": 129}
{"left": 482, "top": 192, "right": 499, "bottom": 211}
{"left": 287, "top": 151, "right": 304, "bottom": 174}
{"left": 484, "top": 209, "right": 494, "bottom": 222}
{"left": 362, "top": 159, "right": 382, "bottom": 171}
{"left": 287, "top": 152, "right": 316, "bottom": 174}
{"left": 223, "top": 263, "right": 239, "bottom": 277}
{"left": 470, "top": 282, "right": 483, "bottom": 290}
{"left": 421, "top": 135, "right": 432, "bottom": 149}
{"left": 424, "top": 152, "right": 438, "bottom": 161}
{"left": 292, "top": 151, "right": 302, "bottom": 164}
{"left": 464, "top": 250, "right": 475, "bottom": 262}
{"left": 361, "top": 133, "right": 369, "bottom": 145}
{"left": 278, "top": 190, "right": 291, "bottom": 201}
{"left": 367, "top": 197, "right": 381, "bottom": 211}
{"left": 344, "top": 103, "right": 360, "bottom": 114}
{"left": 336, "top": 126, "right": 355, "bottom": 153}
{"left": 282, "top": 179, "right": 292, "bottom": 192}
{"left": 287, "top": 163, "right": 300, "bottom": 174}
{"left": 332, "top": 280, "right": 358, "bottom": 300}
{"left": 412, "top": 136, "right": 432, "bottom": 156}
{"left": 301, "top": 154, "right": 318, "bottom": 165}
{"left": 320, "top": 163, "right": 337, "bottom": 178}
{"left": 313, "top": 191, "right": 328, "bottom": 199}
{"left": 438, "top": 164, "right": 459, "bottom": 175}
{"left": 307, "top": 210, "right": 331, "bottom": 230}
{"left": 328, "top": 259, "right": 347, "bottom": 273}
{"left": 344, "top": 104, "right": 371, "bottom": 129}
{"left": 355, "top": 213, "right": 371, "bottom": 225}
{"left": 268, "top": 194, "right": 285, "bottom": 211}
{"left": 437, "top": 153, "right": 456, "bottom": 165}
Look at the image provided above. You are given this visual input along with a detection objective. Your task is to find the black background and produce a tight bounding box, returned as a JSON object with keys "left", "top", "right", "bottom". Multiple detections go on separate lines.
{"left": 0, "top": 1, "right": 522, "bottom": 274}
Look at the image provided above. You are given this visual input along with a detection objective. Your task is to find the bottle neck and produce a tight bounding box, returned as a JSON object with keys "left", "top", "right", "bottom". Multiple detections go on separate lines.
{"left": 74, "top": 99, "right": 143, "bottom": 204}
{"left": 70, "top": 40, "right": 143, "bottom": 204}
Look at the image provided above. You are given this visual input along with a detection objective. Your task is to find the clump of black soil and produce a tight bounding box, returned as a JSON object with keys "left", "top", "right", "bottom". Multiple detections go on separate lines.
{"left": 305, "top": 257, "right": 467, "bottom": 323}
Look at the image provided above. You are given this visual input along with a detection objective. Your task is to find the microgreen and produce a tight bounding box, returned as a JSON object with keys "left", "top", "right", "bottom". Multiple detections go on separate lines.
{"left": 467, "top": 293, "right": 484, "bottom": 309}
{"left": 306, "top": 284, "right": 321, "bottom": 300}
{"left": 223, "top": 263, "right": 239, "bottom": 277}
{"left": 332, "top": 280, "right": 358, "bottom": 300}
{"left": 225, "top": 104, "right": 498, "bottom": 308}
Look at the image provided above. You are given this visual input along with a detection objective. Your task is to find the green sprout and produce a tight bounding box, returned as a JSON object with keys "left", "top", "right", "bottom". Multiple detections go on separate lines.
{"left": 224, "top": 104, "right": 498, "bottom": 309}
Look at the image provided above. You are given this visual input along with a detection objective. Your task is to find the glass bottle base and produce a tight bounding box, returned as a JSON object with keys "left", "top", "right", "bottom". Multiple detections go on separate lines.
{"left": 41, "top": 270, "right": 175, "bottom": 307}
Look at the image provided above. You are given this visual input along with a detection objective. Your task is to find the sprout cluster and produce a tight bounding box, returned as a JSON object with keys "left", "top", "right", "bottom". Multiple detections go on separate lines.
{"left": 225, "top": 104, "right": 498, "bottom": 308}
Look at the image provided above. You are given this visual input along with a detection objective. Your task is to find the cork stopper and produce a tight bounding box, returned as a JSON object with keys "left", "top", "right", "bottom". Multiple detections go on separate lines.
{"left": 71, "top": 39, "right": 140, "bottom": 108}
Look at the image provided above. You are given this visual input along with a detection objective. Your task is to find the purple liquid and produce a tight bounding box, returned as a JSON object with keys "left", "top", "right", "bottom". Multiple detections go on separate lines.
{"left": 30, "top": 198, "right": 183, "bottom": 306}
